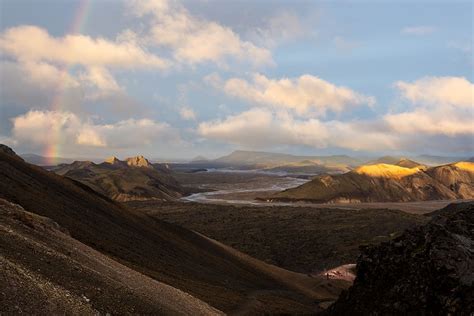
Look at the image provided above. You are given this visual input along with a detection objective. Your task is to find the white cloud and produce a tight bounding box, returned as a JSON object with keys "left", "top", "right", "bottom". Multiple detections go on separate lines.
{"left": 401, "top": 26, "right": 436, "bottom": 35}
{"left": 0, "top": 25, "right": 169, "bottom": 69}
{"left": 198, "top": 75, "right": 474, "bottom": 153}
{"left": 179, "top": 107, "right": 196, "bottom": 120}
{"left": 0, "top": 60, "right": 84, "bottom": 112}
{"left": 395, "top": 76, "right": 473, "bottom": 107}
{"left": 386, "top": 76, "right": 474, "bottom": 137}
{"left": 79, "top": 66, "right": 121, "bottom": 93}
{"left": 128, "top": 0, "right": 272, "bottom": 66}
{"left": 209, "top": 73, "right": 375, "bottom": 116}
{"left": 198, "top": 108, "right": 396, "bottom": 151}
{"left": 10, "top": 110, "right": 179, "bottom": 150}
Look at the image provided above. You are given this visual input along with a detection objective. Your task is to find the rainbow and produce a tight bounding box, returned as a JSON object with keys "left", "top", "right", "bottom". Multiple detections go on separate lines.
{"left": 44, "top": 0, "right": 92, "bottom": 164}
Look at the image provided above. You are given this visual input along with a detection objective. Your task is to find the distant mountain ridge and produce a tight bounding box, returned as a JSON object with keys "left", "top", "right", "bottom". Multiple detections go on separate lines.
{"left": 269, "top": 161, "right": 474, "bottom": 203}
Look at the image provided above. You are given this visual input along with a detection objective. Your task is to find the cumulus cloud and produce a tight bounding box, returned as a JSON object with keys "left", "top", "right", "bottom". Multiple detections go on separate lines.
{"left": 9, "top": 110, "right": 179, "bottom": 151}
{"left": 208, "top": 73, "right": 375, "bottom": 116}
{"left": 128, "top": 0, "right": 272, "bottom": 66}
{"left": 0, "top": 60, "right": 84, "bottom": 112}
{"left": 198, "top": 75, "right": 474, "bottom": 153}
{"left": 198, "top": 108, "right": 396, "bottom": 151}
{"left": 394, "top": 76, "right": 473, "bottom": 107}
{"left": 0, "top": 25, "right": 169, "bottom": 68}
{"left": 401, "top": 26, "right": 436, "bottom": 35}
{"left": 386, "top": 76, "right": 474, "bottom": 137}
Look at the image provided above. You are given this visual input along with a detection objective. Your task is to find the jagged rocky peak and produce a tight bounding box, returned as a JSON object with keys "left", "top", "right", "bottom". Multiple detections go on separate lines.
{"left": 104, "top": 156, "right": 124, "bottom": 165}
{"left": 125, "top": 155, "right": 152, "bottom": 168}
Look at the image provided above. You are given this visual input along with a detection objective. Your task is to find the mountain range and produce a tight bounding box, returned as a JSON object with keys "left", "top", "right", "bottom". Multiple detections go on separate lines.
{"left": 268, "top": 159, "right": 474, "bottom": 203}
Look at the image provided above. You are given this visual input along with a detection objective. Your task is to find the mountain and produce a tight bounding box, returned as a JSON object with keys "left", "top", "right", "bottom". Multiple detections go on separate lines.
{"left": 327, "top": 202, "right": 473, "bottom": 314}
{"left": 415, "top": 154, "right": 468, "bottom": 166}
{"left": 125, "top": 155, "right": 153, "bottom": 168}
{"left": 0, "top": 198, "right": 219, "bottom": 315}
{"left": 216, "top": 150, "right": 362, "bottom": 166}
{"left": 19, "top": 153, "right": 76, "bottom": 166}
{"left": 368, "top": 155, "right": 405, "bottom": 165}
{"left": 213, "top": 150, "right": 362, "bottom": 173}
{"left": 191, "top": 155, "right": 208, "bottom": 162}
{"left": 0, "top": 145, "right": 348, "bottom": 313}
{"left": 269, "top": 162, "right": 474, "bottom": 203}
{"left": 53, "top": 156, "right": 185, "bottom": 202}
{"left": 368, "top": 156, "right": 425, "bottom": 169}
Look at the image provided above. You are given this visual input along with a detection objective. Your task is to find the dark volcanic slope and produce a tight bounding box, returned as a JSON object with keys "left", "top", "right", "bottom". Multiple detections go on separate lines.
{"left": 53, "top": 156, "right": 185, "bottom": 202}
{"left": 128, "top": 200, "right": 425, "bottom": 273}
{"left": 270, "top": 162, "right": 474, "bottom": 203}
{"left": 328, "top": 202, "right": 474, "bottom": 315}
{"left": 0, "top": 146, "right": 340, "bottom": 313}
{"left": 0, "top": 199, "right": 219, "bottom": 315}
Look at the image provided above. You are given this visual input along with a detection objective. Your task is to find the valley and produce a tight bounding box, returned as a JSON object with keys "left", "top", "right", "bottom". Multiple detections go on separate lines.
{"left": 1, "top": 1, "right": 472, "bottom": 314}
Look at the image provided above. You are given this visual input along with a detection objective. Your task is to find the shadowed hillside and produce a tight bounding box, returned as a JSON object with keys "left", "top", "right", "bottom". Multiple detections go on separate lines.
{"left": 0, "top": 198, "right": 220, "bottom": 315}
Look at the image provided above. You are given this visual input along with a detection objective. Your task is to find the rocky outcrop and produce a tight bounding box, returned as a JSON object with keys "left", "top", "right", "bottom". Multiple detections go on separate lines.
{"left": 104, "top": 156, "right": 126, "bottom": 167}
{"left": 125, "top": 155, "right": 152, "bottom": 168}
{"left": 327, "top": 202, "right": 474, "bottom": 315}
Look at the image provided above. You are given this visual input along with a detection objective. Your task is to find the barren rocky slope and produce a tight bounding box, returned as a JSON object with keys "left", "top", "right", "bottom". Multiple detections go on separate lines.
{"left": 0, "top": 199, "right": 221, "bottom": 315}
{"left": 327, "top": 202, "right": 473, "bottom": 315}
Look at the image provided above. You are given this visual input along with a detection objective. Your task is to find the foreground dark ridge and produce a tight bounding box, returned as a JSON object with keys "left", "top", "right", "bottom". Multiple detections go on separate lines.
{"left": 327, "top": 202, "right": 474, "bottom": 315}
{"left": 0, "top": 145, "right": 346, "bottom": 314}
{"left": 0, "top": 199, "right": 220, "bottom": 315}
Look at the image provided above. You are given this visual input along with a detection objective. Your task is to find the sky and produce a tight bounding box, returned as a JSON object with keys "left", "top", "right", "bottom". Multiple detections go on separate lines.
{"left": 0, "top": 0, "right": 473, "bottom": 160}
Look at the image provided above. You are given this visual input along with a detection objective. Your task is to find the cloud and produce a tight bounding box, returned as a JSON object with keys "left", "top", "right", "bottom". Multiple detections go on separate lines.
{"left": 0, "top": 25, "right": 169, "bottom": 69}
{"left": 0, "top": 60, "right": 84, "bottom": 113}
{"left": 247, "top": 10, "right": 309, "bottom": 47}
{"left": 179, "top": 107, "right": 196, "bottom": 120}
{"left": 208, "top": 73, "right": 375, "bottom": 116}
{"left": 198, "top": 108, "right": 396, "bottom": 151}
{"left": 386, "top": 76, "right": 474, "bottom": 137}
{"left": 79, "top": 66, "right": 121, "bottom": 93}
{"left": 395, "top": 76, "right": 473, "bottom": 107}
{"left": 198, "top": 75, "right": 474, "bottom": 153}
{"left": 401, "top": 26, "right": 436, "bottom": 35}
{"left": 128, "top": 0, "right": 272, "bottom": 66}
{"left": 9, "top": 110, "right": 179, "bottom": 151}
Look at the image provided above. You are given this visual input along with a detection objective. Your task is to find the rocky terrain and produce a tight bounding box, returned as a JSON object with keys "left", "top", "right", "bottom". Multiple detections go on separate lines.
{"left": 52, "top": 155, "right": 186, "bottom": 201}
{"left": 328, "top": 202, "right": 473, "bottom": 315}
{"left": 0, "top": 198, "right": 220, "bottom": 315}
{"left": 128, "top": 200, "right": 425, "bottom": 273}
{"left": 269, "top": 160, "right": 474, "bottom": 203}
{"left": 0, "top": 145, "right": 349, "bottom": 314}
